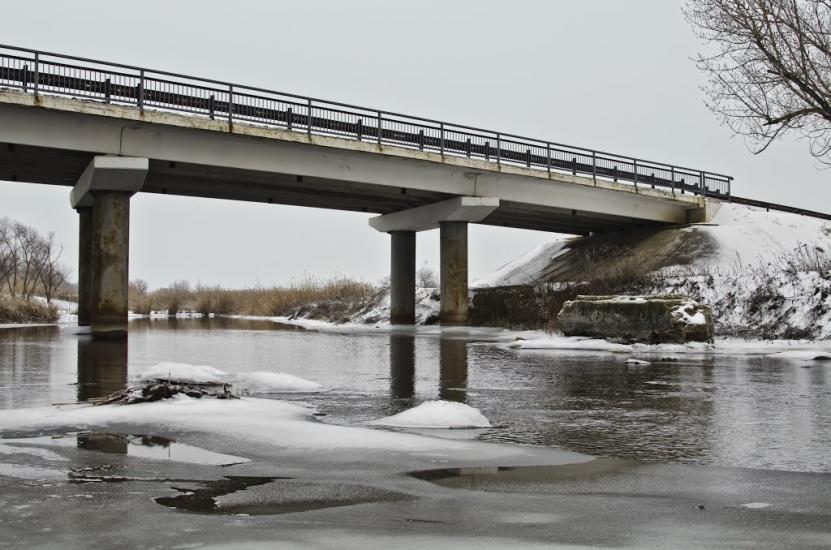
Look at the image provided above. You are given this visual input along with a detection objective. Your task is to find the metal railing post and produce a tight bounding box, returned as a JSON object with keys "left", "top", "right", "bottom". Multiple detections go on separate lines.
{"left": 33, "top": 52, "right": 39, "bottom": 98}
{"left": 440, "top": 123, "right": 445, "bottom": 155}
{"left": 228, "top": 85, "right": 234, "bottom": 130}
{"left": 670, "top": 166, "right": 675, "bottom": 195}
{"left": 591, "top": 152, "right": 597, "bottom": 185}
{"left": 496, "top": 134, "right": 501, "bottom": 168}
{"left": 138, "top": 70, "right": 144, "bottom": 112}
{"left": 377, "top": 111, "right": 382, "bottom": 146}
{"left": 699, "top": 171, "right": 705, "bottom": 196}
{"left": 307, "top": 98, "right": 313, "bottom": 138}
{"left": 546, "top": 143, "right": 551, "bottom": 177}
{"left": 633, "top": 159, "right": 638, "bottom": 190}
{"left": 22, "top": 64, "right": 28, "bottom": 92}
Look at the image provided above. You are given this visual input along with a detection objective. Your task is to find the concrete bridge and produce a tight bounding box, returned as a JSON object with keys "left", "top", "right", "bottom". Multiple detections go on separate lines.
{"left": 0, "top": 45, "right": 731, "bottom": 338}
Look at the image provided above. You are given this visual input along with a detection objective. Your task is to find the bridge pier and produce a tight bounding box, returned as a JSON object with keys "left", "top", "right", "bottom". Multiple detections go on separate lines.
{"left": 390, "top": 231, "right": 416, "bottom": 325}
{"left": 76, "top": 206, "right": 93, "bottom": 327}
{"left": 70, "top": 156, "right": 148, "bottom": 339}
{"left": 439, "top": 221, "right": 468, "bottom": 326}
{"left": 370, "top": 197, "right": 499, "bottom": 326}
{"left": 89, "top": 191, "right": 132, "bottom": 339}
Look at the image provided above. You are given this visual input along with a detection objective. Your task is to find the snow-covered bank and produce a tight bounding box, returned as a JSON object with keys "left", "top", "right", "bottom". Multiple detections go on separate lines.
{"left": 473, "top": 202, "right": 831, "bottom": 340}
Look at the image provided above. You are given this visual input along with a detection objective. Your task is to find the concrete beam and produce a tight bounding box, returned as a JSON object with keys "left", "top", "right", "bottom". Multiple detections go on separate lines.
{"left": 70, "top": 156, "right": 149, "bottom": 208}
{"left": 369, "top": 197, "right": 500, "bottom": 233}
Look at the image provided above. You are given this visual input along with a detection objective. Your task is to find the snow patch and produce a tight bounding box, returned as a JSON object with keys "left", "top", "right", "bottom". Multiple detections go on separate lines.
{"left": 132, "top": 362, "right": 325, "bottom": 393}
{"left": 672, "top": 303, "right": 707, "bottom": 326}
{"left": 233, "top": 371, "right": 323, "bottom": 393}
{"left": 134, "top": 362, "right": 228, "bottom": 384}
{"left": 625, "top": 359, "right": 651, "bottom": 365}
{"left": 368, "top": 401, "right": 491, "bottom": 429}
{"left": 741, "top": 502, "right": 772, "bottom": 509}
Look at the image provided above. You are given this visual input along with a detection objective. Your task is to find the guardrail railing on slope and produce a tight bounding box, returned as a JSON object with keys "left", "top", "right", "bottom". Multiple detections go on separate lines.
{"left": 0, "top": 44, "right": 732, "bottom": 198}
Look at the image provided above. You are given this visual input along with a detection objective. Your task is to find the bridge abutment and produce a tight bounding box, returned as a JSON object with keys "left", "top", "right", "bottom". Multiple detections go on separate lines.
{"left": 389, "top": 231, "right": 416, "bottom": 325}
{"left": 70, "top": 156, "right": 148, "bottom": 339}
{"left": 439, "top": 221, "right": 469, "bottom": 326}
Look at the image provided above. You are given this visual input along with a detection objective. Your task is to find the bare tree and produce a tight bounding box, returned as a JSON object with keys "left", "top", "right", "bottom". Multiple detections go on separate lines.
{"left": 129, "top": 278, "right": 150, "bottom": 296}
{"left": 685, "top": 0, "right": 831, "bottom": 162}
{"left": 0, "top": 219, "right": 70, "bottom": 302}
{"left": 32, "top": 233, "right": 68, "bottom": 303}
{"left": 416, "top": 262, "right": 438, "bottom": 288}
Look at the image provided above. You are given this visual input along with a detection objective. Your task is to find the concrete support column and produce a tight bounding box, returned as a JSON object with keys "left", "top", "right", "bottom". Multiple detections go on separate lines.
{"left": 70, "top": 156, "right": 148, "bottom": 339}
{"left": 439, "top": 221, "right": 468, "bottom": 326}
{"left": 389, "top": 231, "right": 416, "bottom": 325}
{"left": 76, "top": 206, "right": 93, "bottom": 327}
{"left": 90, "top": 191, "right": 131, "bottom": 339}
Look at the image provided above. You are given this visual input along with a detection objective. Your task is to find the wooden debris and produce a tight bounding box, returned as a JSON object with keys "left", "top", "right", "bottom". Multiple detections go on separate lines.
{"left": 95, "top": 379, "right": 238, "bottom": 405}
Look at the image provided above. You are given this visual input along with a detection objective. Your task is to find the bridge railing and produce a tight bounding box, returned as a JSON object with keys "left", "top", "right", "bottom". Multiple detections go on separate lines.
{"left": 0, "top": 44, "right": 732, "bottom": 198}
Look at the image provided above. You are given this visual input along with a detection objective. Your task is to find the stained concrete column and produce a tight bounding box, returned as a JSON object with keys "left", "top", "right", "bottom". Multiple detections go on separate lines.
{"left": 440, "top": 221, "right": 468, "bottom": 326}
{"left": 70, "top": 156, "right": 148, "bottom": 340}
{"left": 90, "top": 192, "right": 131, "bottom": 339}
{"left": 390, "top": 231, "right": 416, "bottom": 325}
{"left": 76, "top": 207, "right": 93, "bottom": 327}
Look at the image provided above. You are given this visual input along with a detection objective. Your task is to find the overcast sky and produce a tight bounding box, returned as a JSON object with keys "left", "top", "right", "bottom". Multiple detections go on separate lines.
{"left": 1, "top": 0, "right": 828, "bottom": 289}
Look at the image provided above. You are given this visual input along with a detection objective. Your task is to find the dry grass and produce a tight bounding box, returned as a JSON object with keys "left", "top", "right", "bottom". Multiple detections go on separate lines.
{"left": 223, "top": 277, "right": 376, "bottom": 317}
{"left": 128, "top": 276, "right": 377, "bottom": 318}
{"left": 0, "top": 295, "right": 59, "bottom": 323}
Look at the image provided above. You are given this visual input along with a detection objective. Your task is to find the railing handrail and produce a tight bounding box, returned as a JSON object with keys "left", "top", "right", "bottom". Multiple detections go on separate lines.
{"left": 0, "top": 43, "right": 733, "bottom": 190}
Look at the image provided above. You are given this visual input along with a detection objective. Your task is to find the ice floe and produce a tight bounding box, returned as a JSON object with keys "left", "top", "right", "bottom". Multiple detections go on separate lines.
{"left": 368, "top": 401, "right": 491, "bottom": 429}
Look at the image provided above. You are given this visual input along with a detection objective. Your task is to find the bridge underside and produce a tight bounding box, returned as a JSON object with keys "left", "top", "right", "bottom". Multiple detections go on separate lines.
{"left": 0, "top": 143, "right": 663, "bottom": 235}
{"left": 0, "top": 96, "right": 713, "bottom": 335}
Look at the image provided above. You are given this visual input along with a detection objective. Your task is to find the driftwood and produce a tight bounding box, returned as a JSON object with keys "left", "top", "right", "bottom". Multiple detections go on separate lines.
{"left": 95, "top": 379, "right": 238, "bottom": 405}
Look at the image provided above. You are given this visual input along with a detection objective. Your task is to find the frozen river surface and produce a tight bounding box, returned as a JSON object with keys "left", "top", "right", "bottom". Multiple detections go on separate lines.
{"left": 1, "top": 318, "right": 830, "bottom": 549}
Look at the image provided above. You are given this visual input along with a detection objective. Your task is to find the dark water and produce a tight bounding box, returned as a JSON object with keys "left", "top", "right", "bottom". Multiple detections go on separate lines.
{"left": 1, "top": 318, "right": 830, "bottom": 473}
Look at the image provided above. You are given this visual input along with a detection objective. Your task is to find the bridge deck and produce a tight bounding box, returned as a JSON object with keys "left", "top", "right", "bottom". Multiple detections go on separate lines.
{"left": 0, "top": 44, "right": 731, "bottom": 199}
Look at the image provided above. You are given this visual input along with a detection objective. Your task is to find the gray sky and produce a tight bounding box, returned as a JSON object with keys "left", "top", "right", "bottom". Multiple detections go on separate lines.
{"left": 1, "top": 0, "right": 828, "bottom": 289}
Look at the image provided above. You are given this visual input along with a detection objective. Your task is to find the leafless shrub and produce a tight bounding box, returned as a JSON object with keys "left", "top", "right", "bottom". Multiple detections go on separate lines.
{"left": 776, "top": 243, "right": 831, "bottom": 274}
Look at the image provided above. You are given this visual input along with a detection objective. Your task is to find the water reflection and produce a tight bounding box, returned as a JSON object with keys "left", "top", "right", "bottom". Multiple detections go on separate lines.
{"left": 439, "top": 338, "right": 468, "bottom": 403}
{"left": 130, "top": 317, "right": 305, "bottom": 332}
{"left": 389, "top": 334, "right": 415, "bottom": 399}
{"left": 76, "top": 431, "right": 128, "bottom": 454}
{"left": 2, "top": 318, "right": 830, "bottom": 472}
{"left": 76, "top": 338, "right": 128, "bottom": 402}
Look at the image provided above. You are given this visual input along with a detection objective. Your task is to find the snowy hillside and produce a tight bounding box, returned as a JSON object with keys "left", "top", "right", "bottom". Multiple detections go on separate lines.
{"left": 474, "top": 202, "right": 831, "bottom": 339}
{"left": 475, "top": 202, "right": 831, "bottom": 287}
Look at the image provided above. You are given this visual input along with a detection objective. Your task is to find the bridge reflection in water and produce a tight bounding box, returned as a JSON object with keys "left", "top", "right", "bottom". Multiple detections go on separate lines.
{"left": 389, "top": 333, "right": 469, "bottom": 404}
{"left": 76, "top": 337, "right": 127, "bottom": 402}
